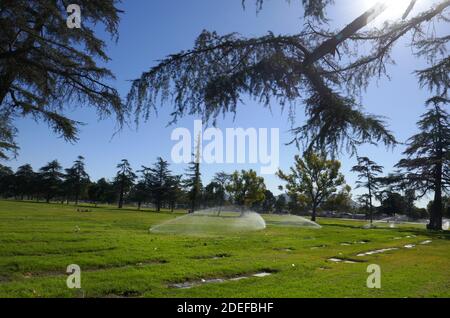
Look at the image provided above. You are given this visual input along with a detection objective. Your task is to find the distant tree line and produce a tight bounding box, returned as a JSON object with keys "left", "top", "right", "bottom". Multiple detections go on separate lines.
{"left": 0, "top": 156, "right": 271, "bottom": 212}
{"left": 0, "top": 152, "right": 349, "bottom": 215}
{"left": 0, "top": 98, "right": 447, "bottom": 226}
{"left": 0, "top": 151, "right": 447, "bottom": 221}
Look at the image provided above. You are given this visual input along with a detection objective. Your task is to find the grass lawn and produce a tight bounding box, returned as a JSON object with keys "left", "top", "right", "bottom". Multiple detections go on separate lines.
{"left": 0, "top": 200, "right": 448, "bottom": 298}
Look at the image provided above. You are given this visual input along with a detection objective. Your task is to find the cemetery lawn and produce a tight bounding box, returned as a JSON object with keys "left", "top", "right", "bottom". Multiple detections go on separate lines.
{"left": 0, "top": 200, "right": 449, "bottom": 298}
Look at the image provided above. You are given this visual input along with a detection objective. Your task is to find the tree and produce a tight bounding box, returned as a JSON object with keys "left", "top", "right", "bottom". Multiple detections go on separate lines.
{"left": 379, "top": 171, "right": 419, "bottom": 218}
{"left": 226, "top": 169, "right": 266, "bottom": 211}
{"left": 278, "top": 152, "right": 345, "bottom": 222}
{"left": 428, "top": 196, "right": 450, "bottom": 218}
{"left": 396, "top": 97, "right": 450, "bottom": 230}
{"left": 13, "top": 164, "right": 35, "bottom": 200}
{"left": 166, "top": 175, "right": 183, "bottom": 212}
{"left": 285, "top": 192, "right": 308, "bottom": 215}
{"left": 184, "top": 142, "right": 202, "bottom": 212}
{"left": 380, "top": 192, "right": 406, "bottom": 216}
{"left": 39, "top": 160, "right": 63, "bottom": 203}
{"left": 144, "top": 157, "right": 172, "bottom": 212}
{"left": 202, "top": 172, "right": 231, "bottom": 214}
{"left": 126, "top": 1, "right": 445, "bottom": 156}
{"left": 445, "top": 197, "right": 450, "bottom": 218}
{"left": 204, "top": 181, "right": 225, "bottom": 208}
{"left": 275, "top": 195, "right": 287, "bottom": 213}
{"left": 357, "top": 194, "right": 372, "bottom": 216}
{"left": 0, "top": 164, "right": 14, "bottom": 197}
{"left": 351, "top": 157, "right": 384, "bottom": 224}
{"left": 321, "top": 185, "right": 353, "bottom": 213}
{"left": 129, "top": 180, "right": 148, "bottom": 211}
{"left": 261, "top": 190, "right": 276, "bottom": 213}
{"left": 94, "top": 178, "right": 116, "bottom": 204}
{"left": 87, "top": 181, "right": 101, "bottom": 206}
{"left": 64, "top": 156, "right": 90, "bottom": 205}
{"left": 0, "top": 1, "right": 125, "bottom": 159}
{"left": 114, "top": 159, "right": 136, "bottom": 209}
{"left": 184, "top": 161, "right": 202, "bottom": 212}
{"left": 212, "top": 171, "right": 231, "bottom": 206}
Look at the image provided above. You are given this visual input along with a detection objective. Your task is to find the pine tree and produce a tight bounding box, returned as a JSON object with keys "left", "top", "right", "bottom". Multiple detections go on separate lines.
{"left": 261, "top": 190, "right": 276, "bottom": 213}
{"left": 184, "top": 135, "right": 202, "bottom": 212}
{"left": 0, "top": 1, "right": 125, "bottom": 158}
{"left": 0, "top": 164, "right": 14, "bottom": 197}
{"left": 96, "top": 178, "right": 117, "bottom": 204}
{"left": 379, "top": 171, "right": 419, "bottom": 219}
{"left": 211, "top": 171, "right": 231, "bottom": 214}
{"left": 351, "top": 157, "right": 383, "bottom": 225}
{"left": 64, "top": 156, "right": 90, "bottom": 205}
{"left": 166, "top": 175, "right": 183, "bottom": 212}
{"left": 88, "top": 178, "right": 116, "bottom": 206}
{"left": 14, "top": 164, "right": 35, "bottom": 200}
{"left": 128, "top": 1, "right": 450, "bottom": 155}
{"left": 145, "top": 157, "right": 172, "bottom": 212}
{"left": 204, "top": 181, "right": 226, "bottom": 208}
{"left": 39, "top": 160, "right": 64, "bottom": 203}
{"left": 396, "top": 97, "right": 450, "bottom": 230}
{"left": 129, "top": 180, "right": 148, "bottom": 211}
{"left": 275, "top": 195, "right": 287, "bottom": 213}
{"left": 114, "top": 159, "right": 136, "bottom": 209}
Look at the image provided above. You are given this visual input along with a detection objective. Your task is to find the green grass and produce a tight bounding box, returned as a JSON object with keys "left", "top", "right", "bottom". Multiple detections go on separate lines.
{"left": 0, "top": 200, "right": 448, "bottom": 298}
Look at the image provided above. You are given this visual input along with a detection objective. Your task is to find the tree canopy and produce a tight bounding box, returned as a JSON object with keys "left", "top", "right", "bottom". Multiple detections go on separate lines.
{"left": 277, "top": 152, "right": 346, "bottom": 221}
{"left": 126, "top": 0, "right": 449, "bottom": 155}
{"left": 114, "top": 159, "right": 136, "bottom": 208}
{"left": 396, "top": 97, "right": 450, "bottom": 230}
{"left": 226, "top": 169, "right": 266, "bottom": 209}
{"left": 0, "top": 0, "right": 125, "bottom": 159}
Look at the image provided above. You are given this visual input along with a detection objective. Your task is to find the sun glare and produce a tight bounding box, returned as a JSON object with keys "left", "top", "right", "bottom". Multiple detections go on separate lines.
{"left": 363, "top": 0, "right": 418, "bottom": 21}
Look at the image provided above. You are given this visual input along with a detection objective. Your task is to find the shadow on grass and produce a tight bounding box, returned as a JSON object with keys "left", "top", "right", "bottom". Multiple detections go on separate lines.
{"left": 396, "top": 228, "right": 450, "bottom": 240}
{"left": 321, "top": 222, "right": 366, "bottom": 230}
{"left": 0, "top": 199, "right": 187, "bottom": 215}
{"left": 319, "top": 220, "right": 450, "bottom": 240}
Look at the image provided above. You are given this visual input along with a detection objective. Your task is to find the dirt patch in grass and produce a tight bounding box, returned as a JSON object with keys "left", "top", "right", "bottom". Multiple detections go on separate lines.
{"left": 191, "top": 253, "right": 231, "bottom": 260}
{"left": 103, "top": 289, "right": 143, "bottom": 298}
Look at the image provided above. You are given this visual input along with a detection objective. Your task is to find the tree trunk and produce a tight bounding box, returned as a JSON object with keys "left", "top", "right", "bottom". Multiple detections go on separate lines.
{"left": 428, "top": 163, "right": 443, "bottom": 230}
{"left": 311, "top": 204, "right": 317, "bottom": 222}
{"left": 118, "top": 180, "right": 124, "bottom": 209}
{"left": 75, "top": 191, "right": 79, "bottom": 206}
{"left": 368, "top": 180, "right": 374, "bottom": 224}
{"left": 118, "top": 189, "right": 124, "bottom": 209}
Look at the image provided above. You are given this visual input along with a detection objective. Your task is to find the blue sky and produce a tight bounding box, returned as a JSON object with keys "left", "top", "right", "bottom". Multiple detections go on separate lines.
{"left": 10, "top": 0, "right": 442, "bottom": 206}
